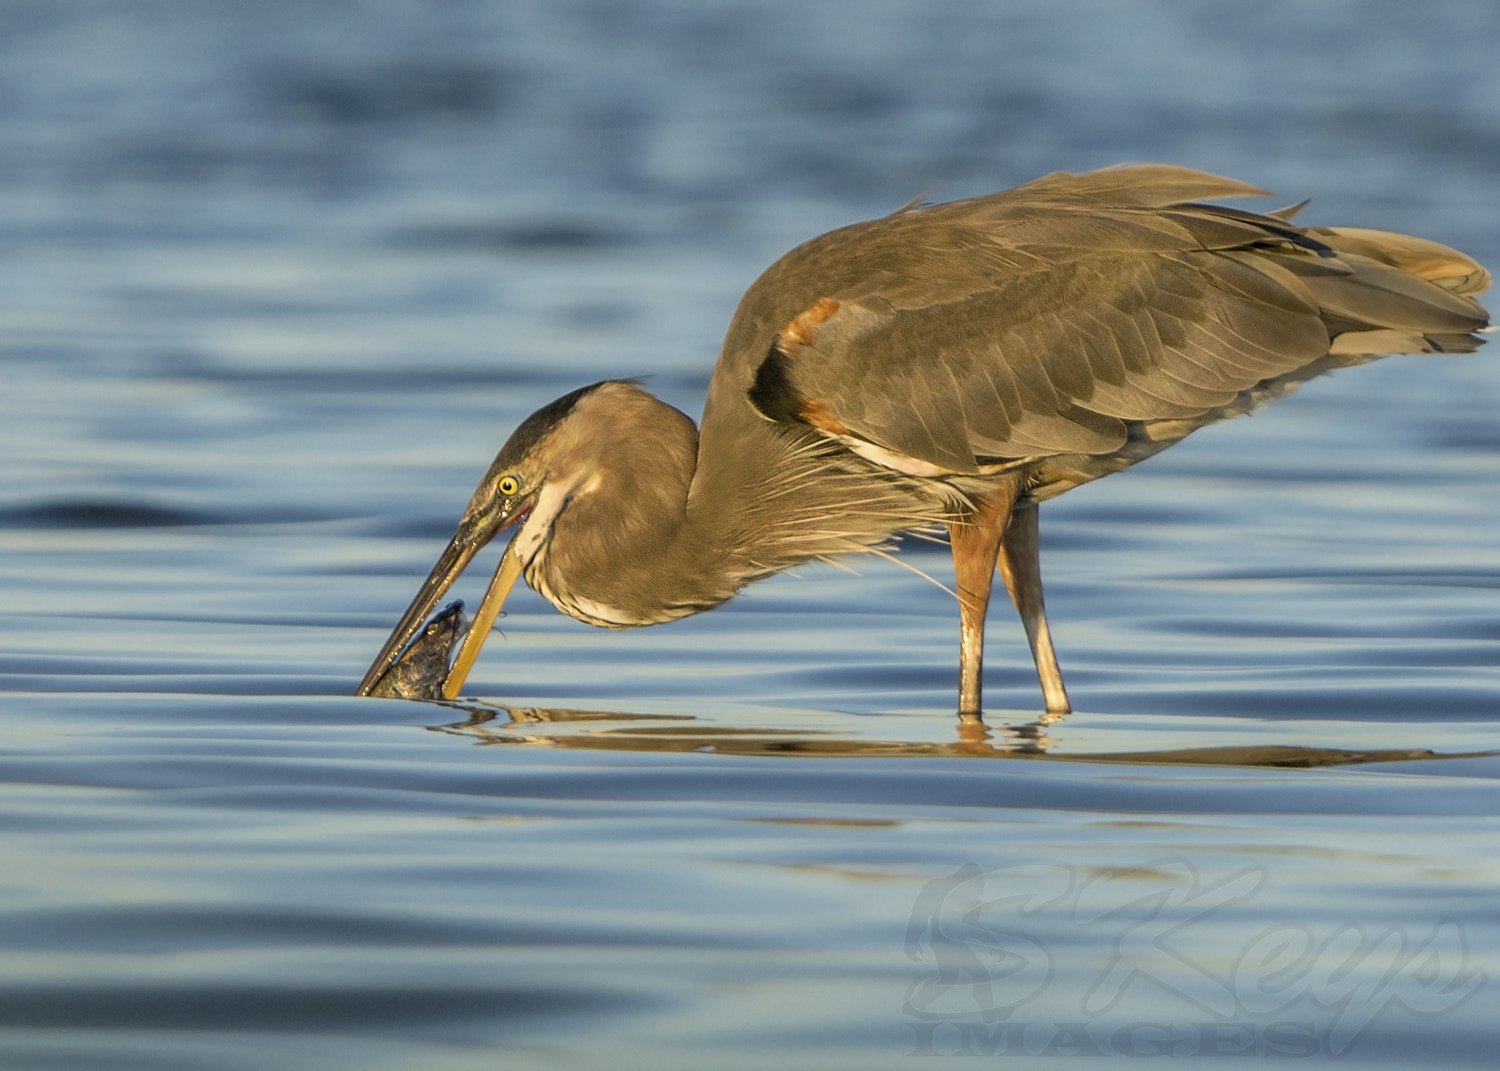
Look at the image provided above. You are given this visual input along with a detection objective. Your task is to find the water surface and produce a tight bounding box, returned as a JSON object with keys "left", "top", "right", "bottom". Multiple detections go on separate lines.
{"left": 2, "top": 2, "right": 1498, "bottom": 1068}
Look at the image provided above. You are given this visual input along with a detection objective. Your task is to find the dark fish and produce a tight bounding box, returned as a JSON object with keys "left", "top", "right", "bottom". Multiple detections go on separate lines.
{"left": 366, "top": 600, "right": 466, "bottom": 699}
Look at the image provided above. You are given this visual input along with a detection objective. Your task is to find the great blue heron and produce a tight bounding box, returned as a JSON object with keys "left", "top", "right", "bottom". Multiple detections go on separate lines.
{"left": 356, "top": 165, "right": 1489, "bottom": 714}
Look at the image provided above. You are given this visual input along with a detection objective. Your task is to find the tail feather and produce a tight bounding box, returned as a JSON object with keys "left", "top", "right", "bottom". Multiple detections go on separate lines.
{"left": 1327, "top": 327, "right": 1486, "bottom": 357}
{"left": 1256, "top": 225, "right": 1491, "bottom": 357}
{"left": 1307, "top": 226, "right": 1491, "bottom": 297}
{"left": 1291, "top": 251, "right": 1488, "bottom": 334}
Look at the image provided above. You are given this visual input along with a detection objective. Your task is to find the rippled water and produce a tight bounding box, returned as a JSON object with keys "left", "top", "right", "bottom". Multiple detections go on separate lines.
{"left": 3, "top": 2, "right": 1499, "bottom": 1068}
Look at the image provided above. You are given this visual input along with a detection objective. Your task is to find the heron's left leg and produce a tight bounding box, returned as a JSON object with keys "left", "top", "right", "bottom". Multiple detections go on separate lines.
{"left": 947, "top": 476, "right": 1023, "bottom": 716}
{"left": 997, "top": 501, "right": 1071, "bottom": 716}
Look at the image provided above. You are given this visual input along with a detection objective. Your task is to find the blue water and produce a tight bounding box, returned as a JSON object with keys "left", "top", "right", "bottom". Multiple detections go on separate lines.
{"left": 2, "top": 2, "right": 1499, "bottom": 1068}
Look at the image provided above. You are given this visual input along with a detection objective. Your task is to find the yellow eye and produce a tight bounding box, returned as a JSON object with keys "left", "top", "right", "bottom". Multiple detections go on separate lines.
{"left": 498, "top": 475, "right": 521, "bottom": 496}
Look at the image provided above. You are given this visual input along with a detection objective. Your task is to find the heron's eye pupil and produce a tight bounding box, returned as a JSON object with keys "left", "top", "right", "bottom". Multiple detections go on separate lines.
{"left": 499, "top": 475, "right": 520, "bottom": 496}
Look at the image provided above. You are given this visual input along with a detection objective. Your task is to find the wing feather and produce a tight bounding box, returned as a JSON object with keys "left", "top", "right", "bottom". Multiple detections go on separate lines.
{"left": 734, "top": 166, "right": 1489, "bottom": 474}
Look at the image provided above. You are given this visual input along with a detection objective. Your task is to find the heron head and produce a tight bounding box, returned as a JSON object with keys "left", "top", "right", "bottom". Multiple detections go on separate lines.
{"left": 356, "top": 382, "right": 613, "bottom": 698}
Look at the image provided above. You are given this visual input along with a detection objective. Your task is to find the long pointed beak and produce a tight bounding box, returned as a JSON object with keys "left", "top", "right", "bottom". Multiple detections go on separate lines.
{"left": 356, "top": 535, "right": 484, "bottom": 696}
{"left": 440, "top": 542, "right": 522, "bottom": 699}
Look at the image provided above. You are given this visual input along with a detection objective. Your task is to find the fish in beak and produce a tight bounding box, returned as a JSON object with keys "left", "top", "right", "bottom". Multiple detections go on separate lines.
{"left": 356, "top": 529, "right": 525, "bottom": 700}
{"left": 364, "top": 599, "right": 468, "bottom": 699}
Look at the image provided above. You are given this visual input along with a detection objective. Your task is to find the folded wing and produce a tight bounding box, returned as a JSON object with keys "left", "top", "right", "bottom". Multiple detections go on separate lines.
{"left": 745, "top": 166, "right": 1489, "bottom": 475}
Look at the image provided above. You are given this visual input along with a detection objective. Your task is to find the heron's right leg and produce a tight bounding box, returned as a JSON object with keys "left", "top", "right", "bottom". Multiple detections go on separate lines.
{"left": 947, "top": 476, "right": 1023, "bottom": 716}
{"left": 996, "top": 501, "right": 1071, "bottom": 716}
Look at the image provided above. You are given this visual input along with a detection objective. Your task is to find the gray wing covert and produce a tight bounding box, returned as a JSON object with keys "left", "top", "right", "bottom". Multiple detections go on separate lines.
{"left": 742, "top": 166, "right": 1487, "bottom": 476}
{"left": 751, "top": 245, "right": 1330, "bottom": 473}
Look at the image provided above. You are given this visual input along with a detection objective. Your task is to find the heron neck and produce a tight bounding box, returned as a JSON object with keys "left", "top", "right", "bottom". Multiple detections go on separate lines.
{"left": 531, "top": 387, "right": 951, "bottom": 628}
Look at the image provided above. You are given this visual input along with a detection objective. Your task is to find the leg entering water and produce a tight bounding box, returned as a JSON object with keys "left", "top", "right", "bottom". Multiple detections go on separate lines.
{"left": 946, "top": 476, "right": 1023, "bottom": 715}
{"left": 997, "top": 502, "right": 1071, "bottom": 716}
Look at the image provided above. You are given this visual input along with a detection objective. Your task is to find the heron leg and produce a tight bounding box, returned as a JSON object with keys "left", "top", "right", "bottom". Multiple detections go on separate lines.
{"left": 996, "top": 501, "right": 1071, "bottom": 716}
{"left": 947, "top": 476, "right": 1022, "bottom": 716}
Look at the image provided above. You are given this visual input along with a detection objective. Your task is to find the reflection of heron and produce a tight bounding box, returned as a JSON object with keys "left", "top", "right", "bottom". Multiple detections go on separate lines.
{"left": 429, "top": 704, "right": 1457, "bottom": 767}
{"left": 356, "top": 165, "right": 1489, "bottom": 715}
